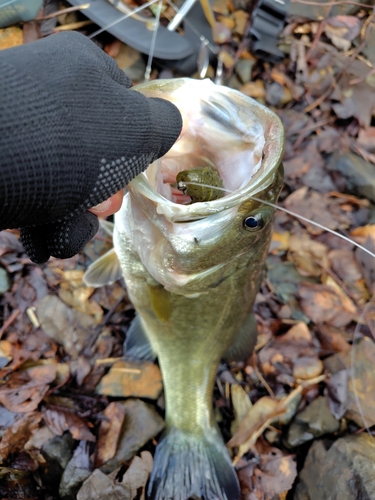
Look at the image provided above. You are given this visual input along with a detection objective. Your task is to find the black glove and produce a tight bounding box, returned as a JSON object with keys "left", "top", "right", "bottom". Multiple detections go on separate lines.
{"left": 0, "top": 31, "right": 182, "bottom": 263}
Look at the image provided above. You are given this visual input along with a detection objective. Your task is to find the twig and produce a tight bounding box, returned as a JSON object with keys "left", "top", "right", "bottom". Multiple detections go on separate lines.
{"left": 53, "top": 20, "right": 93, "bottom": 32}
{"left": 252, "top": 355, "right": 275, "bottom": 399}
{"left": 0, "top": 309, "right": 20, "bottom": 340}
{"left": 306, "top": 5, "right": 332, "bottom": 62}
{"left": 39, "top": 3, "right": 90, "bottom": 20}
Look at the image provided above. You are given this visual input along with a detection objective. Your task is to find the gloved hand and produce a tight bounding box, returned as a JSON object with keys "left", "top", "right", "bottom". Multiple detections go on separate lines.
{"left": 0, "top": 31, "right": 182, "bottom": 263}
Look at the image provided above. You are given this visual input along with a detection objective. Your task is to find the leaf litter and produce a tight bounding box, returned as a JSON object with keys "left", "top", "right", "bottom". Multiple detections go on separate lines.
{"left": 1, "top": 1, "right": 375, "bottom": 498}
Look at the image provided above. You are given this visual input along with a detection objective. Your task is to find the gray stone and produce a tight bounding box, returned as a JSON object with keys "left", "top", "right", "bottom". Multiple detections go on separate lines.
{"left": 59, "top": 441, "right": 91, "bottom": 500}
{"left": 41, "top": 432, "right": 75, "bottom": 486}
{"left": 327, "top": 152, "right": 375, "bottom": 203}
{"left": 100, "top": 398, "right": 165, "bottom": 474}
{"left": 0, "top": 267, "right": 11, "bottom": 294}
{"left": 235, "top": 59, "right": 254, "bottom": 84}
{"left": 294, "top": 433, "right": 375, "bottom": 500}
{"left": 286, "top": 396, "right": 340, "bottom": 448}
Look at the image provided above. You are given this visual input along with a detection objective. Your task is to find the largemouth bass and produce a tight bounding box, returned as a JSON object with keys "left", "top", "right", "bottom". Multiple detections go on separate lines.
{"left": 84, "top": 78, "right": 284, "bottom": 500}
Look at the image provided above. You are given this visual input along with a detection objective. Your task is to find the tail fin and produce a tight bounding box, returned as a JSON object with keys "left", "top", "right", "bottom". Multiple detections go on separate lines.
{"left": 148, "top": 428, "right": 240, "bottom": 500}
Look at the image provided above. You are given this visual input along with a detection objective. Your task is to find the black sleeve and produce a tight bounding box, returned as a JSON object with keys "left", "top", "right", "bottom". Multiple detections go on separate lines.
{"left": 0, "top": 31, "right": 182, "bottom": 262}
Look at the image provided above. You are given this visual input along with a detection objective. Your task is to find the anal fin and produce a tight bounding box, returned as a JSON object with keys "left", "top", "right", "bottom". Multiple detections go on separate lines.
{"left": 124, "top": 314, "right": 156, "bottom": 361}
{"left": 223, "top": 312, "right": 258, "bottom": 362}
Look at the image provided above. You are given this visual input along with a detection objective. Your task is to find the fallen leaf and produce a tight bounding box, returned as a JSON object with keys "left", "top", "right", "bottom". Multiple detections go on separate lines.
{"left": 0, "top": 364, "right": 56, "bottom": 412}
{"left": 324, "top": 16, "right": 361, "bottom": 51}
{"left": 78, "top": 451, "right": 153, "bottom": 500}
{"left": 121, "top": 451, "right": 153, "bottom": 500}
{"left": 232, "top": 10, "right": 248, "bottom": 36}
{"left": 44, "top": 407, "right": 96, "bottom": 442}
{"left": 0, "top": 412, "right": 43, "bottom": 463}
{"left": 0, "top": 26, "right": 23, "bottom": 50}
{"left": 240, "top": 79, "right": 266, "bottom": 99}
{"left": 100, "top": 399, "right": 164, "bottom": 474}
{"left": 95, "top": 402, "right": 126, "bottom": 468}
{"left": 299, "top": 283, "right": 356, "bottom": 327}
{"left": 284, "top": 187, "right": 338, "bottom": 235}
{"left": 36, "top": 294, "right": 97, "bottom": 358}
{"left": 230, "top": 384, "right": 253, "bottom": 436}
{"left": 258, "top": 449, "right": 297, "bottom": 496}
{"left": 96, "top": 359, "right": 162, "bottom": 399}
{"left": 288, "top": 232, "right": 329, "bottom": 277}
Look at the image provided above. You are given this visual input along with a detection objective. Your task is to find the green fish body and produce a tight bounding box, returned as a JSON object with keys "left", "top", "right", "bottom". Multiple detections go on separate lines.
{"left": 85, "top": 78, "right": 284, "bottom": 500}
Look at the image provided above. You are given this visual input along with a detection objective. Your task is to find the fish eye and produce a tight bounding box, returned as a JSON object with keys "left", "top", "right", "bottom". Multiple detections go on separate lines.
{"left": 243, "top": 214, "right": 263, "bottom": 232}
{"left": 177, "top": 181, "right": 188, "bottom": 195}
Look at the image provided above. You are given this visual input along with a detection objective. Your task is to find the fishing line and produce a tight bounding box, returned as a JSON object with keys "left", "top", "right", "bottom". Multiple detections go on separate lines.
{"left": 182, "top": 181, "right": 375, "bottom": 260}
{"left": 144, "top": 0, "right": 163, "bottom": 81}
{"left": 88, "top": 0, "right": 161, "bottom": 38}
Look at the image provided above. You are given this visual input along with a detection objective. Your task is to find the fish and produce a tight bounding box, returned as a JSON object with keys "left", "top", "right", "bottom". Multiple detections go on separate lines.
{"left": 84, "top": 78, "right": 284, "bottom": 500}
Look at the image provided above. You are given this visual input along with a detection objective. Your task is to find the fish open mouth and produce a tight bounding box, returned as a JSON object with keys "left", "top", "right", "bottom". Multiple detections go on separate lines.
{"left": 140, "top": 80, "right": 266, "bottom": 205}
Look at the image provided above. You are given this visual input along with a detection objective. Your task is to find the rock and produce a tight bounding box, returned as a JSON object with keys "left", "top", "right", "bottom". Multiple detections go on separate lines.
{"left": 0, "top": 267, "right": 11, "bottom": 294}
{"left": 235, "top": 58, "right": 254, "bottom": 84}
{"left": 286, "top": 396, "right": 340, "bottom": 447}
{"left": 327, "top": 152, "right": 375, "bottom": 203}
{"left": 114, "top": 43, "right": 146, "bottom": 82}
{"left": 59, "top": 441, "right": 91, "bottom": 500}
{"left": 292, "top": 356, "right": 324, "bottom": 380}
{"left": 100, "top": 399, "right": 164, "bottom": 474}
{"left": 96, "top": 359, "right": 163, "bottom": 399}
{"left": 40, "top": 432, "right": 75, "bottom": 487}
{"left": 294, "top": 433, "right": 375, "bottom": 499}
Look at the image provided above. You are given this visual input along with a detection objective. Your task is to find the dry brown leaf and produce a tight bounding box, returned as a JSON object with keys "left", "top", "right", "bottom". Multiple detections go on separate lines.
{"left": 287, "top": 233, "right": 329, "bottom": 277}
{"left": 0, "top": 26, "right": 23, "bottom": 50}
{"left": 258, "top": 449, "right": 297, "bottom": 496}
{"left": 299, "top": 283, "right": 356, "bottom": 327}
{"left": 232, "top": 10, "right": 248, "bottom": 36}
{"left": 284, "top": 187, "right": 338, "bottom": 235}
{"left": 324, "top": 16, "right": 361, "bottom": 51}
{"left": 230, "top": 384, "right": 253, "bottom": 436}
{"left": 240, "top": 80, "right": 266, "bottom": 98}
{"left": 121, "top": 451, "right": 153, "bottom": 500}
{"left": 227, "top": 396, "right": 281, "bottom": 449}
{"left": 357, "top": 127, "right": 375, "bottom": 153}
{"left": 270, "top": 230, "right": 290, "bottom": 253}
{"left": 0, "top": 412, "right": 42, "bottom": 463}
{"left": 0, "top": 364, "right": 56, "bottom": 412}
{"left": 97, "top": 359, "right": 162, "bottom": 399}
{"left": 44, "top": 407, "right": 96, "bottom": 442}
{"left": 95, "top": 402, "right": 126, "bottom": 468}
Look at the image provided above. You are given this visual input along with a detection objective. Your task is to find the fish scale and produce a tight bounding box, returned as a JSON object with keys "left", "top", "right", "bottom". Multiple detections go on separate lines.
{"left": 84, "top": 78, "right": 284, "bottom": 500}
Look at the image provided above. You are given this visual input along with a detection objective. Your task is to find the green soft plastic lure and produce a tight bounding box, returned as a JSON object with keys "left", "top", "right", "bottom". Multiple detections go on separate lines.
{"left": 176, "top": 166, "right": 225, "bottom": 203}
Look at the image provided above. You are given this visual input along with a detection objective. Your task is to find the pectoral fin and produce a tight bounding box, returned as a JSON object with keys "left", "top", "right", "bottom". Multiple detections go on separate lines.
{"left": 223, "top": 312, "right": 258, "bottom": 362}
{"left": 124, "top": 314, "right": 156, "bottom": 361}
{"left": 83, "top": 248, "right": 122, "bottom": 287}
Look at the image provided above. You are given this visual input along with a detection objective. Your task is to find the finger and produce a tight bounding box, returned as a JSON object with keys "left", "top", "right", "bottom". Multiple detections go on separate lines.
{"left": 89, "top": 189, "right": 124, "bottom": 218}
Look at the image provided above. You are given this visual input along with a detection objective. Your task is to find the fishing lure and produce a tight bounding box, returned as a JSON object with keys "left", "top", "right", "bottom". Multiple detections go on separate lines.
{"left": 176, "top": 166, "right": 225, "bottom": 203}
